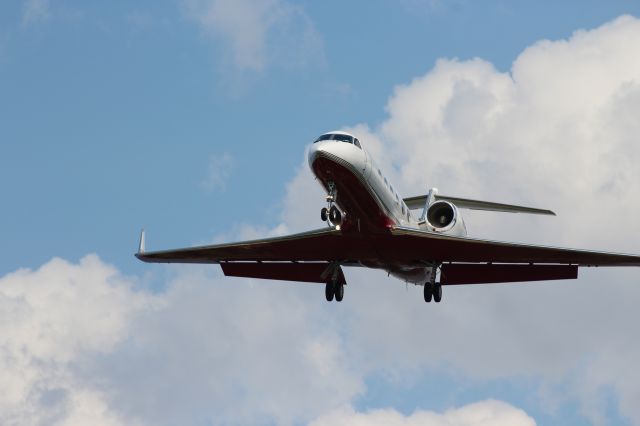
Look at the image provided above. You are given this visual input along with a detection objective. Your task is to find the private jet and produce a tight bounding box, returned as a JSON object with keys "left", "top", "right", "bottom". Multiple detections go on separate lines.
{"left": 136, "top": 131, "right": 640, "bottom": 303}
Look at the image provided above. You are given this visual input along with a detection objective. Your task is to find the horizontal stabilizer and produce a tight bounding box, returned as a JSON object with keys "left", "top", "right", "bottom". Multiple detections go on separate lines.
{"left": 403, "top": 194, "right": 555, "bottom": 216}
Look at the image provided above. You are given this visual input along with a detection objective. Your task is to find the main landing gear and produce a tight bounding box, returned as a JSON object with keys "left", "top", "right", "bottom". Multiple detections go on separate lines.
{"left": 424, "top": 264, "right": 442, "bottom": 303}
{"left": 325, "top": 281, "right": 344, "bottom": 302}
{"left": 321, "top": 181, "right": 342, "bottom": 226}
{"left": 323, "top": 261, "right": 344, "bottom": 302}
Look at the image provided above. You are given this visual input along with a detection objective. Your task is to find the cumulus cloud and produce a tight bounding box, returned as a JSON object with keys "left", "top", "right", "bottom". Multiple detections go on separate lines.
{"left": 0, "top": 256, "right": 364, "bottom": 425}
{"left": 91, "top": 267, "right": 363, "bottom": 425}
{"left": 0, "top": 255, "right": 155, "bottom": 425}
{"left": 181, "top": 0, "right": 322, "bottom": 71}
{"left": 310, "top": 400, "right": 536, "bottom": 426}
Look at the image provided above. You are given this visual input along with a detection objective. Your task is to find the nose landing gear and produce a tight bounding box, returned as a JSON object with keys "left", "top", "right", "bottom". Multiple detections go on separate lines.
{"left": 321, "top": 182, "right": 343, "bottom": 227}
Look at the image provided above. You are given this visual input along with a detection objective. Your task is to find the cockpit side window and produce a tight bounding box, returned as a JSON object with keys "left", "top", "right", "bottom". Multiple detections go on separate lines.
{"left": 354, "top": 138, "right": 361, "bottom": 149}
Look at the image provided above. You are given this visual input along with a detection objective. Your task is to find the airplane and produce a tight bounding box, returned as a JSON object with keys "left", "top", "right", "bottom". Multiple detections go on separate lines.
{"left": 136, "top": 130, "right": 640, "bottom": 303}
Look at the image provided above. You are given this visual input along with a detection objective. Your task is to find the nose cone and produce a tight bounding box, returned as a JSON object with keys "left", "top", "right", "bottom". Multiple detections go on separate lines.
{"left": 308, "top": 141, "right": 366, "bottom": 173}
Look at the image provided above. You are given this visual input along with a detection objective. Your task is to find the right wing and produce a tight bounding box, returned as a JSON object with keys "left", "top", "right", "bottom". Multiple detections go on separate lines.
{"left": 135, "top": 227, "right": 363, "bottom": 284}
{"left": 135, "top": 227, "right": 372, "bottom": 264}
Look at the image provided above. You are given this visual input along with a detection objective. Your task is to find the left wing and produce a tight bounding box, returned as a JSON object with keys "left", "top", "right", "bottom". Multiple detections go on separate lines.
{"left": 385, "top": 227, "right": 640, "bottom": 266}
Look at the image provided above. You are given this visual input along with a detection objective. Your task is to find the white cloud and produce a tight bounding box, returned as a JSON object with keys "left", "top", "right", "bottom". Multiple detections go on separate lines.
{"left": 91, "top": 267, "right": 364, "bottom": 425}
{"left": 310, "top": 401, "right": 536, "bottom": 426}
{"left": 181, "top": 0, "right": 322, "bottom": 71}
{"left": 202, "top": 153, "right": 234, "bottom": 192}
{"left": 0, "top": 255, "right": 155, "bottom": 425}
{"left": 0, "top": 256, "right": 364, "bottom": 425}
{"left": 22, "top": 0, "right": 50, "bottom": 26}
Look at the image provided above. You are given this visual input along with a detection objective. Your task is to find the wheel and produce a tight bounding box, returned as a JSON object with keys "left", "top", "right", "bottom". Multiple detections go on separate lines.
{"left": 329, "top": 206, "right": 342, "bottom": 223}
{"left": 433, "top": 283, "right": 442, "bottom": 303}
{"left": 325, "top": 282, "right": 334, "bottom": 301}
{"left": 424, "top": 282, "right": 433, "bottom": 303}
{"left": 321, "top": 207, "right": 328, "bottom": 222}
{"left": 334, "top": 283, "right": 344, "bottom": 302}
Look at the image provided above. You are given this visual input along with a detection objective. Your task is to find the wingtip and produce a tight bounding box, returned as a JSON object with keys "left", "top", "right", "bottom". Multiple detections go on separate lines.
{"left": 138, "top": 229, "right": 146, "bottom": 254}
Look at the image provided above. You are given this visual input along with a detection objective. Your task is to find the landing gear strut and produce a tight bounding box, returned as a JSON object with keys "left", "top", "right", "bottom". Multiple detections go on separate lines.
{"left": 424, "top": 264, "right": 442, "bottom": 303}
{"left": 321, "top": 181, "right": 342, "bottom": 227}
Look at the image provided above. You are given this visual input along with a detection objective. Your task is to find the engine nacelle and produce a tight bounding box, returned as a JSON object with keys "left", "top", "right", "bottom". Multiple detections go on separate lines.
{"left": 424, "top": 200, "right": 467, "bottom": 236}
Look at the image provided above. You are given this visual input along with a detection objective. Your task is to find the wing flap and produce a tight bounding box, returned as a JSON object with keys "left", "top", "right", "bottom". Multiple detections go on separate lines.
{"left": 221, "top": 262, "right": 346, "bottom": 284}
{"left": 440, "top": 263, "right": 578, "bottom": 285}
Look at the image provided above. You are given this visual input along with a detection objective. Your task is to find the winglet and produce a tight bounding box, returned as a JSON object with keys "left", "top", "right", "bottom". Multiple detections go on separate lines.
{"left": 138, "top": 229, "right": 146, "bottom": 254}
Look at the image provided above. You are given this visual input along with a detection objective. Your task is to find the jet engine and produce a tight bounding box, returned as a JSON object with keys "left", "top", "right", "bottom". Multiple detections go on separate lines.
{"left": 425, "top": 200, "right": 466, "bottom": 236}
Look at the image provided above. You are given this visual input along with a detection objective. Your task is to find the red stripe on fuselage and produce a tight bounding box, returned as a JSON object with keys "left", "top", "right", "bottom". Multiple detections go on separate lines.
{"left": 311, "top": 153, "right": 396, "bottom": 233}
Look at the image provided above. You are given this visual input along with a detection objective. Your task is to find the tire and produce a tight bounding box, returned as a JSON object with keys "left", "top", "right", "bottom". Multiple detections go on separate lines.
{"left": 424, "top": 283, "right": 433, "bottom": 303}
{"left": 325, "top": 282, "right": 334, "bottom": 301}
{"left": 335, "top": 283, "right": 344, "bottom": 302}
{"left": 321, "top": 207, "right": 328, "bottom": 222}
{"left": 433, "top": 283, "right": 442, "bottom": 303}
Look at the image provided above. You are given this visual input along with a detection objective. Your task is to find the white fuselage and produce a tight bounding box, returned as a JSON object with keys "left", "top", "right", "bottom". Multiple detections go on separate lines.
{"left": 308, "top": 132, "right": 467, "bottom": 235}
{"left": 308, "top": 138, "right": 415, "bottom": 229}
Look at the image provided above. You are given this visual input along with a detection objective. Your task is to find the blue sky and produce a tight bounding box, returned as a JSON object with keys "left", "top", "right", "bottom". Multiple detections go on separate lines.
{"left": 2, "top": 1, "right": 640, "bottom": 425}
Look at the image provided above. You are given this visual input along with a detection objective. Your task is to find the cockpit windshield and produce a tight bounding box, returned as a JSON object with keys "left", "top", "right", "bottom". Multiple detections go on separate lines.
{"left": 314, "top": 133, "right": 354, "bottom": 144}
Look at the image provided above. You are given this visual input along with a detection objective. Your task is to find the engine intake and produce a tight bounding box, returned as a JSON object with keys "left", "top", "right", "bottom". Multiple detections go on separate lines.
{"left": 426, "top": 201, "right": 457, "bottom": 231}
